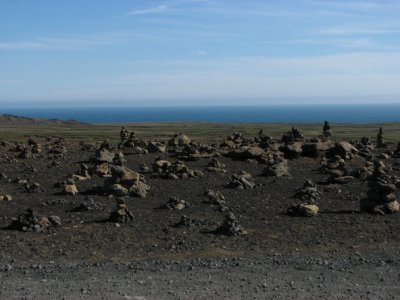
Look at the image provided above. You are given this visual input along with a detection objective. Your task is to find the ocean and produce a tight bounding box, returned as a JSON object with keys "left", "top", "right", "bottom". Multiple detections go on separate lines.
{"left": 1, "top": 104, "right": 400, "bottom": 124}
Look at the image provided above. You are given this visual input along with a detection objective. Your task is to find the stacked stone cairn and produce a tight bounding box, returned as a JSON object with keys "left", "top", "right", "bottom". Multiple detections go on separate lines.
{"left": 109, "top": 198, "right": 134, "bottom": 223}
{"left": 376, "top": 127, "right": 387, "bottom": 148}
{"left": 360, "top": 160, "right": 399, "bottom": 215}
{"left": 205, "top": 158, "right": 226, "bottom": 173}
{"left": 225, "top": 171, "right": 255, "bottom": 190}
{"left": 281, "top": 127, "right": 304, "bottom": 143}
{"left": 204, "top": 190, "right": 227, "bottom": 211}
{"left": 152, "top": 159, "right": 203, "bottom": 179}
{"left": 7, "top": 209, "right": 61, "bottom": 232}
{"left": 294, "top": 179, "right": 320, "bottom": 203}
{"left": 161, "top": 197, "right": 189, "bottom": 210}
{"left": 320, "top": 155, "right": 356, "bottom": 184}
{"left": 262, "top": 154, "right": 290, "bottom": 177}
{"left": 322, "top": 121, "right": 332, "bottom": 138}
{"left": 103, "top": 165, "right": 149, "bottom": 198}
{"left": 215, "top": 212, "right": 247, "bottom": 236}
{"left": 354, "top": 137, "right": 373, "bottom": 157}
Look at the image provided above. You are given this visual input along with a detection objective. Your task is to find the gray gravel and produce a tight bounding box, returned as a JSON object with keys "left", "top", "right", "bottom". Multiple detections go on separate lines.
{"left": 1, "top": 255, "right": 399, "bottom": 299}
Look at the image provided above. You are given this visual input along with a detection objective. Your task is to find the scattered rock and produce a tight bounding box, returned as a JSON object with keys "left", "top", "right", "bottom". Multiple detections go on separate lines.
{"left": 287, "top": 204, "right": 319, "bottom": 217}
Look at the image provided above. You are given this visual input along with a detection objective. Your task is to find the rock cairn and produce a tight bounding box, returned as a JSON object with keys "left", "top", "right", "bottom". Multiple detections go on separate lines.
{"left": 7, "top": 209, "right": 61, "bottom": 232}
{"left": 361, "top": 160, "right": 399, "bottom": 215}
{"left": 376, "top": 127, "right": 386, "bottom": 148}
{"left": 205, "top": 158, "right": 226, "bottom": 173}
{"left": 262, "top": 154, "right": 290, "bottom": 177}
{"left": 320, "top": 155, "right": 356, "bottom": 184}
{"left": 281, "top": 127, "right": 304, "bottom": 143}
{"left": 109, "top": 198, "right": 134, "bottom": 223}
{"left": 152, "top": 159, "right": 203, "bottom": 179}
{"left": 72, "top": 197, "right": 101, "bottom": 212}
{"left": 294, "top": 179, "right": 320, "bottom": 202}
{"left": 215, "top": 212, "right": 247, "bottom": 236}
{"left": 225, "top": 171, "right": 255, "bottom": 190}
{"left": 323, "top": 121, "right": 332, "bottom": 138}
{"left": 161, "top": 197, "right": 189, "bottom": 210}
{"left": 103, "top": 165, "right": 149, "bottom": 197}
{"left": 204, "top": 190, "right": 227, "bottom": 211}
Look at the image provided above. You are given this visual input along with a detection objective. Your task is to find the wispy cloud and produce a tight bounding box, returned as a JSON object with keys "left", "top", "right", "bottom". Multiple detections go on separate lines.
{"left": 27, "top": 52, "right": 399, "bottom": 102}
{"left": 0, "top": 32, "right": 139, "bottom": 51}
{"left": 0, "top": 41, "right": 47, "bottom": 50}
{"left": 128, "top": 5, "right": 168, "bottom": 15}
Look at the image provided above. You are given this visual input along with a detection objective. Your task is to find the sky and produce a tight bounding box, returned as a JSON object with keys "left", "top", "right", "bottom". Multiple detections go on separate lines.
{"left": 0, "top": 0, "right": 400, "bottom": 107}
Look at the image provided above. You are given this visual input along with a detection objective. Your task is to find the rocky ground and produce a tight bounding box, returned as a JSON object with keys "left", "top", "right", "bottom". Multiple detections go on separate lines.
{"left": 0, "top": 128, "right": 399, "bottom": 299}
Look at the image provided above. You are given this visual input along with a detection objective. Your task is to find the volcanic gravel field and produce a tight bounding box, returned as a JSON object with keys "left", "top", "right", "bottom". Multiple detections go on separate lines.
{"left": 0, "top": 134, "right": 399, "bottom": 299}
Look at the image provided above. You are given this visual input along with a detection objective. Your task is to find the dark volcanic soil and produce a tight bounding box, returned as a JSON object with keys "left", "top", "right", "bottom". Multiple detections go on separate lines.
{"left": 0, "top": 138, "right": 399, "bottom": 299}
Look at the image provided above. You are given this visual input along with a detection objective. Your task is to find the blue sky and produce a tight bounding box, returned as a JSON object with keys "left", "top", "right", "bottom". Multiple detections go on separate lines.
{"left": 0, "top": 0, "right": 400, "bottom": 106}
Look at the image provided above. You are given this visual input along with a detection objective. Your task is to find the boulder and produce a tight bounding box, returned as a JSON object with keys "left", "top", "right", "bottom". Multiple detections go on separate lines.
{"left": 287, "top": 204, "right": 319, "bottom": 217}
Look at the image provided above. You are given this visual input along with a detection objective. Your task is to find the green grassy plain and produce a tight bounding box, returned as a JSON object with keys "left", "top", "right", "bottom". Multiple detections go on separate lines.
{"left": 0, "top": 122, "right": 399, "bottom": 144}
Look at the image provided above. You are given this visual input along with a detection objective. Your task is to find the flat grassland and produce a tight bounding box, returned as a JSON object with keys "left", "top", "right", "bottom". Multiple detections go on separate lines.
{"left": 0, "top": 122, "right": 399, "bottom": 143}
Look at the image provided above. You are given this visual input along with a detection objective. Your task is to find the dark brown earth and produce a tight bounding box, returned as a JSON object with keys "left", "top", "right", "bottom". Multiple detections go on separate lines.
{"left": 0, "top": 133, "right": 399, "bottom": 299}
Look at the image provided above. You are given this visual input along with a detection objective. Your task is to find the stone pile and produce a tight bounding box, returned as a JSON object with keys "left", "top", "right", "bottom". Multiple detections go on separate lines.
{"left": 360, "top": 160, "right": 399, "bottom": 215}
{"left": 281, "top": 127, "right": 304, "bottom": 143}
{"left": 205, "top": 158, "right": 226, "bottom": 173}
{"left": 393, "top": 142, "right": 400, "bottom": 158}
{"left": 262, "top": 154, "right": 290, "bottom": 177}
{"left": 147, "top": 140, "right": 166, "bottom": 153}
{"left": 225, "top": 171, "right": 255, "bottom": 190}
{"left": 174, "top": 215, "right": 196, "bottom": 228}
{"left": 120, "top": 131, "right": 148, "bottom": 154}
{"left": 354, "top": 137, "right": 373, "bottom": 157}
{"left": 103, "top": 165, "right": 150, "bottom": 197}
{"left": 255, "top": 129, "right": 272, "bottom": 148}
{"left": 72, "top": 197, "right": 101, "bottom": 212}
{"left": 323, "top": 121, "right": 332, "bottom": 138}
{"left": 72, "top": 163, "right": 91, "bottom": 182}
{"left": 161, "top": 197, "right": 189, "bottom": 210}
{"left": 329, "top": 141, "right": 358, "bottom": 160}
{"left": 152, "top": 159, "right": 204, "bottom": 179}
{"left": 294, "top": 179, "right": 320, "bottom": 202}
{"left": 215, "top": 212, "right": 247, "bottom": 236}
{"left": 23, "top": 182, "right": 44, "bottom": 193}
{"left": 221, "top": 132, "right": 254, "bottom": 149}
{"left": 7, "top": 209, "right": 61, "bottom": 232}
{"left": 59, "top": 178, "right": 79, "bottom": 195}
{"left": 108, "top": 198, "right": 134, "bottom": 223}
{"left": 204, "top": 190, "right": 226, "bottom": 206}
{"left": 320, "top": 155, "right": 356, "bottom": 184}
{"left": 376, "top": 127, "right": 387, "bottom": 148}
{"left": 287, "top": 203, "right": 319, "bottom": 217}
{"left": 168, "top": 133, "right": 191, "bottom": 147}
